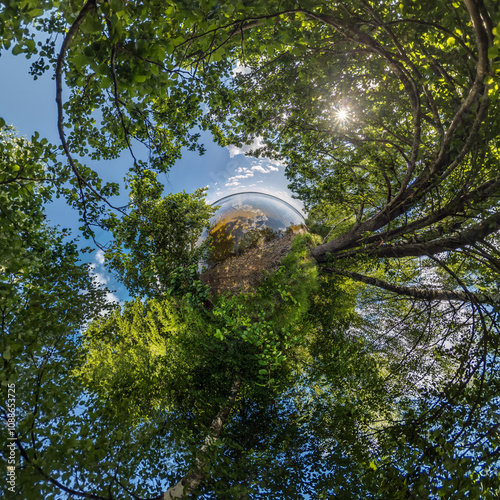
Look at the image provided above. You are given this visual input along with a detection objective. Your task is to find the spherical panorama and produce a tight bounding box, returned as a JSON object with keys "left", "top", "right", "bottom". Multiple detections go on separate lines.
{"left": 205, "top": 192, "right": 305, "bottom": 264}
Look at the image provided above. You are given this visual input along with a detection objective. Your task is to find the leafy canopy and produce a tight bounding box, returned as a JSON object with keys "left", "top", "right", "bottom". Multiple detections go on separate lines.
{"left": 103, "top": 170, "right": 216, "bottom": 298}
{"left": 1, "top": 0, "right": 500, "bottom": 499}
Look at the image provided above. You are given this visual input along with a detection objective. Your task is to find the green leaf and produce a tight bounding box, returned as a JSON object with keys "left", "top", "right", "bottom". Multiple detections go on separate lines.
{"left": 72, "top": 54, "right": 92, "bottom": 68}
{"left": 28, "top": 8, "right": 44, "bottom": 17}
{"left": 3, "top": 346, "right": 11, "bottom": 361}
{"left": 488, "top": 46, "right": 498, "bottom": 59}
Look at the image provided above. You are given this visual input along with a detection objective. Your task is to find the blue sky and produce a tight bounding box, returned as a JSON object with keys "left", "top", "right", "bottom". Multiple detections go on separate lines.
{"left": 1, "top": 50, "right": 303, "bottom": 301}
{"left": 0, "top": 51, "right": 303, "bottom": 208}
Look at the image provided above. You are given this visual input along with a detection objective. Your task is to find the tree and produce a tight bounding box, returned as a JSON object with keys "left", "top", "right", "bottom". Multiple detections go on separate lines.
{"left": 1, "top": 0, "right": 500, "bottom": 498}
{"left": 102, "top": 170, "right": 217, "bottom": 298}
{"left": 0, "top": 127, "right": 117, "bottom": 498}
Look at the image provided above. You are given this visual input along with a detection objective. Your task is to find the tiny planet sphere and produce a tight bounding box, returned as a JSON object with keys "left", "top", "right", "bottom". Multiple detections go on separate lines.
{"left": 204, "top": 192, "right": 305, "bottom": 264}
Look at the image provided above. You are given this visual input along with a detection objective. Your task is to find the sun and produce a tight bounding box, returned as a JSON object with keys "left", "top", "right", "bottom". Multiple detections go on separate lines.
{"left": 332, "top": 105, "right": 351, "bottom": 125}
{"left": 336, "top": 108, "right": 348, "bottom": 121}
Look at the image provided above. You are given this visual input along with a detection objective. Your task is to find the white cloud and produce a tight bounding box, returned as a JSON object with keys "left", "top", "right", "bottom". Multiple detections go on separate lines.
{"left": 232, "top": 63, "right": 252, "bottom": 77}
{"left": 228, "top": 173, "right": 254, "bottom": 181}
{"left": 225, "top": 138, "right": 285, "bottom": 171}
{"left": 227, "top": 137, "right": 264, "bottom": 158}
{"left": 89, "top": 252, "right": 119, "bottom": 305}
{"left": 249, "top": 164, "right": 280, "bottom": 175}
{"left": 95, "top": 249, "right": 105, "bottom": 265}
{"left": 251, "top": 165, "right": 268, "bottom": 173}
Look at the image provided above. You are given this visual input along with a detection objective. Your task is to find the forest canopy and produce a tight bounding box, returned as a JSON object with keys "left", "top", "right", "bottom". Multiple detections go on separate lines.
{"left": 1, "top": 0, "right": 500, "bottom": 498}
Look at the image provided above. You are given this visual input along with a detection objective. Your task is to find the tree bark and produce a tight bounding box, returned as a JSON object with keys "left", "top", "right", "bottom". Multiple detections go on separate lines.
{"left": 374, "top": 211, "right": 500, "bottom": 259}
{"left": 309, "top": 0, "right": 491, "bottom": 265}
{"left": 357, "top": 174, "right": 500, "bottom": 251}
{"left": 326, "top": 267, "right": 500, "bottom": 305}
{"left": 312, "top": 211, "right": 500, "bottom": 262}
{"left": 157, "top": 378, "right": 242, "bottom": 499}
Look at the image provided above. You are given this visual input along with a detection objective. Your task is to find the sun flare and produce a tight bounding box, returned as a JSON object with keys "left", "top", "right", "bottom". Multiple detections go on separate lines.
{"left": 337, "top": 108, "right": 348, "bottom": 121}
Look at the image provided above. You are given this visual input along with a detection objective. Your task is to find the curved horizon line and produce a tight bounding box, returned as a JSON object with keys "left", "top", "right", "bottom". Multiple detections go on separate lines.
{"left": 211, "top": 191, "right": 305, "bottom": 221}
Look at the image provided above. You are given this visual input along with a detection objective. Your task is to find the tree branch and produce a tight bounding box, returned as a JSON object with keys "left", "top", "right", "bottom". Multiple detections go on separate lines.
{"left": 373, "top": 211, "right": 500, "bottom": 259}
{"left": 0, "top": 413, "right": 110, "bottom": 500}
{"left": 325, "top": 266, "right": 500, "bottom": 305}
{"left": 157, "top": 378, "right": 242, "bottom": 499}
{"left": 55, "top": 0, "right": 124, "bottom": 228}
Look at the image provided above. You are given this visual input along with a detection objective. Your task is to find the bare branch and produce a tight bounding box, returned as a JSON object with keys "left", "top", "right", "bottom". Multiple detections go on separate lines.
{"left": 325, "top": 266, "right": 500, "bottom": 305}
{"left": 374, "top": 211, "right": 500, "bottom": 259}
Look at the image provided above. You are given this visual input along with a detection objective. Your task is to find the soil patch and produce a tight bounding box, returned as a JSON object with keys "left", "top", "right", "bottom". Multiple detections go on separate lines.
{"left": 201, "top": 231, "right": 302, "bottom": 296}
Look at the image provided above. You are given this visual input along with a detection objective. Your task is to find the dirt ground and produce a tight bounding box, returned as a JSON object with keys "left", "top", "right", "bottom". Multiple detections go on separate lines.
{"left": 200, "top": 231, "right": 302, "bottom": 296}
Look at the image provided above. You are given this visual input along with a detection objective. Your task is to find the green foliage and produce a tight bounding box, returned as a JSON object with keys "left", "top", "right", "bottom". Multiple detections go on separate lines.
{"left": 0, "top": 127, "right": 58, "bottom": 281}
{"left": 0, "top": 128, "right": 118, "bottom": 498}
{"left": 2, "top": 1, "right": 500, "bottom": 498}
{"left": 212, "top": 233, "right": 320, "bottom": 385}
{"left": 79, "top": 233, "right": 319, "bottom": 420}
{"left": 79, "top": 297, "right": 210, "bottom": 422}
{"left": 103, "top": 170, "right": 216, "bottom": 297}
{"left": 74, "top": 232, "right": 328, "bottom": 497}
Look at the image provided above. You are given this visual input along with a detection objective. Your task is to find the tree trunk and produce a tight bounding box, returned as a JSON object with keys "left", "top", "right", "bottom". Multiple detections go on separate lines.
{"left": 157, "top": 378, "right": 242, "bottom": 499}
{"left": 327, "top": 267, "right": 500, "bottom": 305}
{"left": 311, "top": 211, "right": 500, "bottom": 262}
